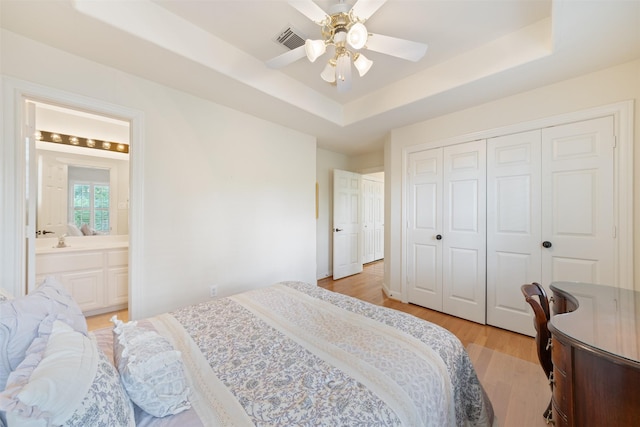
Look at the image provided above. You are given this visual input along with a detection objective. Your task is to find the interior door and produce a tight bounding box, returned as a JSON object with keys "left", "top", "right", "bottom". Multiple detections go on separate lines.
{"left": 37, "top": 153, "right": 68, "bottom": 236}
{"left": 541, "top": 116, "right": 615, "bottom": 285}
{"left": 361, "top": 177, "right": 375, "bottom": 264}
{"left": 333, "top": 169, "right": 363, "bottom": 279}
{"left": 373, "top": 179, "right": 384, "bottom": 261}
{"left": 441, "top": 140, "right": 486, "bottom": 323}
{"left": 406, "top": 148, "right": 443, "bottom": 310}
{"left": 25, "top": 101, "right": 37, "bottom": 292}
{"left": 487, "top": 130, "right": 542, "bottom": 335}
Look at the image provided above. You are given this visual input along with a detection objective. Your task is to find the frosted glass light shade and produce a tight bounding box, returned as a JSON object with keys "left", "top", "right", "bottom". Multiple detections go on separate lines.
{"left": 320, "top": 63, "right": 336, "bottom": 83}
{"left": 336, "top": 54, "right": 351, "bottom": 82}
{"left": 347, "top": 22, "right": 368, "bottom": 50}
{"left": 305, "top": 39, "right": 326, "bottom": 62}
{"left": 353, "top": 53, "right": 373, "bottom": 77}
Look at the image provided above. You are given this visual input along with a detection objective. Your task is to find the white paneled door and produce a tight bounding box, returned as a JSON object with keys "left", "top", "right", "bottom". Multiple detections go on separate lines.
{"left": 407, "top": 148, "right": 443, "bottom": 310}
{"left": 362, "top": 178, "right": 375, "bottom": 264}
{"left": 362, "top": 176, "right": 384, "bottom": 264}
{"left": 407, "top": 140, "right": 486, "bottom": 324}
{"left": 487, "top": 117, "right": 615, "bottom": 335}
{"left": 333, "top": 169, "right": 363, "bottom": 280}
{"left": 541, "top": 117, "right": 615, "bottom": 285}
{"left": 37, "top": 154, "right": 68, "bottom": 236}
{"left": 487, "top": 130, "right": 543, "bottom": 334}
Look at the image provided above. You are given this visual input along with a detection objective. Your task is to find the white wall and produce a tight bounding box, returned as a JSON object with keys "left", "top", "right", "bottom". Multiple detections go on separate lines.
{"left": 0, "top": 30, "right": 317, "bottom": 318}
{"left": 386, "top": 59, "right": 640, "bottom": 295}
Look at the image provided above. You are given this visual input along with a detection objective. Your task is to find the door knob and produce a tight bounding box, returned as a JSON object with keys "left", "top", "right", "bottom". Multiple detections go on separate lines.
{"left": 436, "top": 234, "right": 442, "bottom": 240}
{"left": 542, "top": 241, "right": 552, "bottom": 248}
{"left": 334, "top": 228, "right": 343, "bottom": 232}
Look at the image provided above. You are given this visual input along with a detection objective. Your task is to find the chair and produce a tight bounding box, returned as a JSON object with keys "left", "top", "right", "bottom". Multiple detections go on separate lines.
{"left": 521, "top": 282, "right": 553, "bottom": 422}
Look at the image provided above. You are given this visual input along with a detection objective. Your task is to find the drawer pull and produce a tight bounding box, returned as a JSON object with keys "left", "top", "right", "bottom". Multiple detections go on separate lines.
{"left": 546, "top": 337, "right": 553, "bottom": 351}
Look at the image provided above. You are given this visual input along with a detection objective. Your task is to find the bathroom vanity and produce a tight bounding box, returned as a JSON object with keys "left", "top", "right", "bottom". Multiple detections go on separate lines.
{"left": 35, "top": 235, "right": 129, "bottom": 315}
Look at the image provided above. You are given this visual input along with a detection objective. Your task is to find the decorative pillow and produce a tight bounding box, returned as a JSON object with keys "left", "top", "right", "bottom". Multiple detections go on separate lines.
{"left": 112, "top": 317, "right": 191, "bottom": 417}
{"left": 0, "top": 276, "right": 87, "bottom": 391}
{"left": 0, "top": 318, "right": 135, "bottom": 426}
{"left": 80, "top": 224, "right": 96, "bottom": 236}
{"left": 67, "top": 223, "right": 83, "bottom": 237}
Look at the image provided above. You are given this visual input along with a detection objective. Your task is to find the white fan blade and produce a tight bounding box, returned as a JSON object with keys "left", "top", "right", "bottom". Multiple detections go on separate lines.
{"left": 288, "top": 0, "right": 329, "bottom": 24}
{"left": 266, "top": 45, "right": 307, "bottom": 69}
{"left": 365, "top": 33, "right": 428, "bottom": 62}
{"left": 350, "top": 0, "right": 387, "bottom": 21}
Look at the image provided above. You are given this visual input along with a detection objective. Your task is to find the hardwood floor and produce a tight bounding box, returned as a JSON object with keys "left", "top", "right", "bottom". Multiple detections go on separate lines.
{"left": 318, "top": 260, "right": 539, "bottom": 365}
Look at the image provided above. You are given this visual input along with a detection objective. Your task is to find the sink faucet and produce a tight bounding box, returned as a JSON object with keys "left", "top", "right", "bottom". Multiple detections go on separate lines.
{"left": 56, "top": 234, "right": 67, "bottom": 248}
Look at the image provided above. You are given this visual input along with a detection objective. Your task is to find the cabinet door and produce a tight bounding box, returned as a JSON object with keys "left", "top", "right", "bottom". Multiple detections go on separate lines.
{"left": 107, "top": 267, "right": 129, "bottom": 306}
{"left": 486, "top": 130, "right": 542, "bottom": 335}
{"left": 541, "top": 116, "right": 615, "bottom": 285}
{"left": 407, "top": 148, "right": 443, "bottom": 311}
{"left": 60, "top": 270, "right": 104, "bottom": 312}
{"left": 441, "top": 140, "right": 486, "bottom": 323}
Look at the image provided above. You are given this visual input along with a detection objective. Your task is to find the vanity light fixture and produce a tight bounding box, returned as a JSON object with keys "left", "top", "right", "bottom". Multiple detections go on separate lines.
{"left": 37, "top": 130, "right": 129, "bottom": 154}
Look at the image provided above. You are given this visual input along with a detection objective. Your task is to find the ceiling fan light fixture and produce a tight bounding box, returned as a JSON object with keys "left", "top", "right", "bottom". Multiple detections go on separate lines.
{"left": 353, "top": 53, "right": 373, "bottom": 77}
{"left": 305, "top": 39, "right": 326, "bottom": 62}
{"left": 320, "top": 62, "right": 336, "bottom": 83}
{"left": 347, "top": 22, "right": 368, "bottom": 50}
{"left": 336, "top": 53, "right": 351, "bottom": 82}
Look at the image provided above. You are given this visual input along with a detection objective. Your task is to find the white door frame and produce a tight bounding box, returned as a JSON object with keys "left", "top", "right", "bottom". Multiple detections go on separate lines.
{"left": 1, "top": 77, "right": 145, "bottom": 319}
{"left": 401, "top": 100, "right": 634, "bottom": 303}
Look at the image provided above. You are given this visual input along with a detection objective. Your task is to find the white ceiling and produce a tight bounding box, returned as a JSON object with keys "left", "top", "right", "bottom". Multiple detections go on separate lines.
{"left": 2, "top": 0, "right": 639, "bottom": 156}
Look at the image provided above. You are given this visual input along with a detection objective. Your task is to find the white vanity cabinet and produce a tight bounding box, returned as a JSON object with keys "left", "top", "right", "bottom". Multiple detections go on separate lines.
{"left": 35, "top": 243, "right": 128, "bottom": 315}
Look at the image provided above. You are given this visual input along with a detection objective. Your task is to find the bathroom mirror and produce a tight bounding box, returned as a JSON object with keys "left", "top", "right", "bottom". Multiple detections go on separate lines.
{"left": 34, "top": 103, "right": 130, "bottom": 237}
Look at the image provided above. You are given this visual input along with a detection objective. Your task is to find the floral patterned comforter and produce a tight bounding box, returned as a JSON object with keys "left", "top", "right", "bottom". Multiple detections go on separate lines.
{"left": 107, "top": 282, "right": 494, "bottom": 427}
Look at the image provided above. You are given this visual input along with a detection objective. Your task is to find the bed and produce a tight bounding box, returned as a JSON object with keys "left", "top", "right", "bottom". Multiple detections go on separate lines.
{"left": 0, "top": 277, "right": 494, "bottom": 426}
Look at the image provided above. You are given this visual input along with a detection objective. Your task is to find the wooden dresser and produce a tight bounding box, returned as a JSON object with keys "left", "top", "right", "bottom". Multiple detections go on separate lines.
{"left": 549, "top": 282, "right": 640, "bottom": 426}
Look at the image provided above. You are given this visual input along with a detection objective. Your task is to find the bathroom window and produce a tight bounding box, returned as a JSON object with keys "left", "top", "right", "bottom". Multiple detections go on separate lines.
{"left": 68, "top": 166, "right": 110, "bottom": 233}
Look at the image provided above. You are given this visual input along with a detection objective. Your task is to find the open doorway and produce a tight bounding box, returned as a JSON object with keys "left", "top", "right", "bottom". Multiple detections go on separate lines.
{"left": 27, "top": 100, "right": 130, "bottom": 315}
{"left": 332, "top": 169, "right": 384, "bottom": 280}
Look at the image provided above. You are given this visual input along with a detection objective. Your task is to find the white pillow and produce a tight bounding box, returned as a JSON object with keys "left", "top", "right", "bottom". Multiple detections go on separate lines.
{"left": 0, "top": 276, "right": 87, "bottom": 392}
{"left": 67, "top": 223, "right": 83, "bottom": 237}
{"left": 0, "top": 317, "right": 135, "bottom": 426}
{"left": 112, "top": 317, "right": 191, "bottom": 417}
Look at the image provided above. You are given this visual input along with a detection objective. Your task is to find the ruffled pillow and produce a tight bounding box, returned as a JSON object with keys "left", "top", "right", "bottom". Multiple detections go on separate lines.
{"left": 0, "top": 276, "right": 87, "bottom": 391}
{"left": 112, "top": 316, "right": 191, "bottom": 417}
{"left": 0, "top": 317, "right": 135, "bottom": 426}
{"left": 0, "top": 288, "right": 12, "bottom": 302}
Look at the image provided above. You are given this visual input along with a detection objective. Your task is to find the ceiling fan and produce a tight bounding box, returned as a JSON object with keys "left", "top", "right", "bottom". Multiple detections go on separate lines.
{"left": 266, "top": 0, "right": 428, "bottom": 92}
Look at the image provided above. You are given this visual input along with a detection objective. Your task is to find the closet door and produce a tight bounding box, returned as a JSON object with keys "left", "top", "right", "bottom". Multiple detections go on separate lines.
{"left": 486, "top": 130, "right": 542, "bottom": 335}
{"left": 441, "top": 141, "right": 486, "bottom": 323}
{"left": 486, "top": 117, "right": 615, "bottom": 335}
{"left": 541, "top": 116, "right": 615, "bottom": 285}
{"left": 407, "top": 140, "right": 486, "bottom": 324}
{"left": 407, "top": 148, "right": 443, "bottom": 311}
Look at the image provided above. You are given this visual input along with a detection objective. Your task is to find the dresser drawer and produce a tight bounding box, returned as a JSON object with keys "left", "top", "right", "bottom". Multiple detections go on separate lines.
{"left": 552, "top": 398, "right": 569, "bottom": 427}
